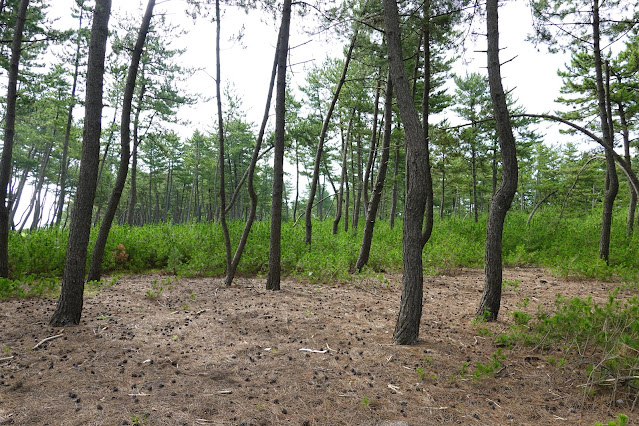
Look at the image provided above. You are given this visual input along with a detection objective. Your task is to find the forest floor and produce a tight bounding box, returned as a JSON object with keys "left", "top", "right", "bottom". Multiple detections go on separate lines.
{"left": 0, "top": 267, "right": 637, "bottom": 425}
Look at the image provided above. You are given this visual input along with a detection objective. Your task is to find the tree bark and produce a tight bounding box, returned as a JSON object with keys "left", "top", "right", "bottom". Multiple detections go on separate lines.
{"left": 224, "top": 31, "right": 279, "bottom": 286}
{"left": 126, "top": 79, "right": 146, "bottom": 226}
{"left": 363, "top": 75, "right": 382, "bottom": 212}
{"left": 55, "top": 2, "right": 85, "bottom": 226}
{"left": 384, "top": 0, "right": 429, "bottom": 345}
{"left": 266, "top": 0, "right": 292, "bottom": 291}
{"left": 354, "top": 72, "right": 393, "bottom": 272}
{"left": 0, "top": 0, "right": 29, "bottom": 278}
{"left": 50, "top": 0, "right": 111, "bottom": 326}
{"left": 617, "top": 100, "right": 636, "bottom": 235}
{"left": 420, "top": 10, "right": 434, "bottom": 248}
{"left": 305, "top": 28, "right": 358, "bottom": 246}
{"left": 477, "top": 0, "right": 518, "bottom": 321}
{"left": 87, "top": 0, "right": 154, "bottom": 283}
{"left": 333, "top": 111, "right": 354, "bottom": 234}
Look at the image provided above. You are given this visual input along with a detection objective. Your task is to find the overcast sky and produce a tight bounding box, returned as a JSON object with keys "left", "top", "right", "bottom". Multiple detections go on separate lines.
{"left": 46, "top": 0, "right": 573, "bottom": 142}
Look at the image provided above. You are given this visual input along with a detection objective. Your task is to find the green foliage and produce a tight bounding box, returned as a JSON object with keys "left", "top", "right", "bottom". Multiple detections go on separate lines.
{"left": 472, "top": 349, "right": 506, "bottom": 379}
{"left": 4, "top": 209, "right": 639, "bottom": 290}
{"left": 498, "top": 290, "right": 639, "bottom": 395}
{"left": 594, "top": 413, "right": 628, "bottom": 426}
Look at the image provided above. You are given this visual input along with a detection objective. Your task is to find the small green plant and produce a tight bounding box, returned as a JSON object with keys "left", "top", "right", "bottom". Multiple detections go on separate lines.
{"left": 477, "top": 327, "right": 492, "bottom": 337}
{"left": 546, "top": 357, "right": 566, "bottom": 368}
{"left": 3, "top": 347, "right": 10, "bottom": 354}
{"left": 517, "top": 297, "right": 530, "bottom": 308}
{"left": 416, "top": 367, "right": 426, "bottom": 380}
{"left": 145, "top": 279, "right": 163, "bottom": 300}
{"left": 512, "top": 311, "right": 532, "bottom": 326}
{"left": 594, "top": 413, "right": 628, "bottom": 426}
{"left": 182, "top": 304, "right": 189, "bottom": 311}
{"left": 472, "top": 349, "right": 506, "bottom": 379}
{"left": 458, "top": 361, "right": 469, "bottom": 376}
{"left": 360, "top": 396, "right": 370, "bottom": 408}
{"left": 423, "top": 356, "right": 433, "bottom": 364}
{"left": 189, "top": 293, "right": 196, "bottom": 301}
{"left": 502, "top": 279, "right": 521, "bottom": 291}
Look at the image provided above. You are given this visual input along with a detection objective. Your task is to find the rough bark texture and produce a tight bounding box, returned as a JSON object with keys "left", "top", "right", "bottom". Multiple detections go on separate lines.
{"left": 593, "top": 4, "right": 617, "bottom": 263}
{"left": 50, "top": 0, "right": 112, "bottom": 327}
{"left": 384, "top": 0, "right": 429, "bottom": 345}
{"left": 420, "top": 8, "right": 434, "bottom": 248}
{"left": 266, "top": 0, "right": 291, "bottom": 291}
{"left": 87, "top": 0, "right": 155, "bottom": 283}
{"left": 354, "top": 73, "right": 393, "bottom": 272}
{"left": 0, "top": 0, "right": 28, "bottom": 278}
{"left": 477, "top": 0, "right": 518, "bottom": 321}
{"left": 225, "top": 33, "right": 278, "bottom": 286}
{"left": 304, "top": 29, "right": 357, "bottom": 246}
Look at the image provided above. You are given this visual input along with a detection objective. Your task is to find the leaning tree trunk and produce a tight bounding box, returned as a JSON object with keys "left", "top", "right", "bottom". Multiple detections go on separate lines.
{"left": 0, "top": 0, "right": 28, "bottom": 278}
{"left": 305, "top": 28, "right": 358, "bottom": 246}
{"left": 363, "top": 75, "right": 382, "bottom": 212}
{"left": 50, "top": 0, "right": 112, "bottom": 327}
{"left": 265, "top": 0, "right": 292, "bottom": 291}
{"left": 87, "top": 0, "right": 155, "bottom": 283}
{"left": 384, "top": 0, "right": 429, "bottom": 345}
{"left": 354, "top": 72, "right": 393, "bottom": 272}
{"left": 476, "top": 0, "right": 518, "bottom": 321}
{"left": 224, "top": 31, "right": 279, "bottom": 286}
{"left": 215, "top": 0, "right": 233, "bottom": 279}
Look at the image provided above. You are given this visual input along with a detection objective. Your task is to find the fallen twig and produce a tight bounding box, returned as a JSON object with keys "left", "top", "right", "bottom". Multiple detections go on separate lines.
{"left": 33, "top": 333, "right": 64, "bottom": 350}
{"left": 0, "top": 356, "right": 14, "bottom": 361}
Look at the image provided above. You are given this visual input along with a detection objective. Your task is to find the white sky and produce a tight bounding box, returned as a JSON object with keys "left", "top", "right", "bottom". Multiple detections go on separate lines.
{"left": 21, "top": 0, "right": 601, "bottom": 227}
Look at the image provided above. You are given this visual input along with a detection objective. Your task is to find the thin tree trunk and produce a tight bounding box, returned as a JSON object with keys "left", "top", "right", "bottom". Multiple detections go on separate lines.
{"left": 126, "top": 79, "right": 146, "bottom": 225}
{"left": 420, "top": 10, "right": 434, "bottom": 247}
{"left": 50, "top": 0, "right": 111, "bottom": 326}
{"left": 354, "top": 72, "right": 393, "bottom": 272}
{"left": 305, "top": 28, "right": 358, "bottom": 246}
{"left": 363, "top": 75, "right": 382, "bottom": 212}
{"left": 389, "top": 141, "right": 400, "bottom": 229}
{"left": 0, "top": 0, "right": 29, "bottom": 278}
{"left": 56, "top": 2, "right": 85, "bottom": 226}
{"left": 353, "top": 134, "right": 363, "bottom": 230}
{"left": 477, "top": 0, "right": 518, "bottom": 321}
{"left": 215, "top": 0, "right": 232, "bottom": 279}
{"left": 598, "top": 57, "right": 618, "bottom": 263}
{"left": 617, "top": 100, "right": 635, "bottom": 235}
{"left": 87, "top": 0, "right": 154, "bottom": 283}
{"left": 384, "top": 0, "right": 429, "bottom": 345}
{"left": 225, "top": 34, "right": 278, "bottom": 285}
{"left": 333, "top": 111, "right": 354, "bottom": 234}
{"left": 266, "top": 0, "right": 292, "bottom": 291}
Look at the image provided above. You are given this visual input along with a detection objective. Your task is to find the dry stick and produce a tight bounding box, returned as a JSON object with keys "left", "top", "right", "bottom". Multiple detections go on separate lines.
{"left": 33, "top": 333, "right": 63, "bottom": 350}
{"left": 0, "top": 355, "right": 14, "bottom": 361}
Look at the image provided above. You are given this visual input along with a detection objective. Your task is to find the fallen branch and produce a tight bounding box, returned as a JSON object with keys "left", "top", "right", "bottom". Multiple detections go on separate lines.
{"left": 32, "top": 333, "right": 64, "bottom": 350}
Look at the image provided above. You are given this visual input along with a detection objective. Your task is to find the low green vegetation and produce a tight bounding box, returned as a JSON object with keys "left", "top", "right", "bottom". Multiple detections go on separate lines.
{"left": 496, "top": 289, "right": 639, "bottom": 397}
{"left": 1, "top": 209, "right": 638, "bottom": 297}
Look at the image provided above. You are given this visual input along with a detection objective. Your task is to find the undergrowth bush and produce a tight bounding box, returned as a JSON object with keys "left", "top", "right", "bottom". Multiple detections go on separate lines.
{"left": 496, "top": 290, "right": 639, "bottom": 401}
{"left": 4, "top": 209, "right": 639, "bottom": 288}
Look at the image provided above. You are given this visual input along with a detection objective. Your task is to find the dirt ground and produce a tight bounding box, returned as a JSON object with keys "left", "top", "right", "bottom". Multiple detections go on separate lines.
{"left": 0, "top": 267, "right": 637, "bottom": 425}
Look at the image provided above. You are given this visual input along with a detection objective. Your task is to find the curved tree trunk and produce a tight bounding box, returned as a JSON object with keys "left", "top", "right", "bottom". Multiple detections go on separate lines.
{"left": 363, "top": 75, "right": 382, "bottom": 212}
{"left": 477, "top": 0, "right": 518, "bottom": 321}
{"left": 305, "top": 28, "right": 358, "bottom": 246}
{"left": 87, "top": 0, "right": 155, "bottom": 283}
{"left": 265, "top": 0, "right": 292, "bottom": 291}
{"left": 384, "top": 0, "right": 429, "bottom": 345}
{"left": 354, "top": 72, "right": 393, "bottom": 272}
{"left": 593, "top": 6, "right": 617, "bottom": 264}
{"left": 333, "top": 111, "right": 354, "bottom": 234}
{"left": 0, "top": 0, "right": 29, "bottom": 278}
{"left": 50, "top": 0, "right": 112, "bottom": 326}
{"left": 215, "top": 0, "right": 232, "bottom": 279}
{"left": 224, "top": 32, "right": 279, "bottom": 286}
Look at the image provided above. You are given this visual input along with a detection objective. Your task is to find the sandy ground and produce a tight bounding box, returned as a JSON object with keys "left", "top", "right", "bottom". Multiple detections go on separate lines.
{"left": 0, "top": 267, "right": 637, "bottom": 425}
